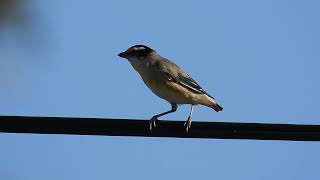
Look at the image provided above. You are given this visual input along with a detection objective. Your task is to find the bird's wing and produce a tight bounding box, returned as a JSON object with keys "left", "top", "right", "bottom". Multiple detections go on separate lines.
{"left": 159, "top": 59, "right": 212, "bottom": 96}
{"left": 177, "top": 75, "right": 208, "bottom": 95}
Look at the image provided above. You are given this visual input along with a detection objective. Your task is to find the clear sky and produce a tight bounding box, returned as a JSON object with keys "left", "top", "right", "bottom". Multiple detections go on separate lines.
{"left": 1, "top": 0, "right": 320, "bottom": 179}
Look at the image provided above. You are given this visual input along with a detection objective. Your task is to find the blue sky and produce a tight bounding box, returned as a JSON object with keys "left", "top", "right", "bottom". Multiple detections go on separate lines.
{"left": 0, "top": 0, "right": 320, "bottom": 179}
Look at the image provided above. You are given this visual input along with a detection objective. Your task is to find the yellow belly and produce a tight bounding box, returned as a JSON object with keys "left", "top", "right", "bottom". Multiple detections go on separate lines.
{"left": 142, "top": 76, "right": 195, "bottom": 104}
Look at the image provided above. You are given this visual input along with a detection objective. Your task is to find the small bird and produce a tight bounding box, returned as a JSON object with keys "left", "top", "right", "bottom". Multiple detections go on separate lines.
{"left": 118, "top": 45, "right": 223, "bottom": 132}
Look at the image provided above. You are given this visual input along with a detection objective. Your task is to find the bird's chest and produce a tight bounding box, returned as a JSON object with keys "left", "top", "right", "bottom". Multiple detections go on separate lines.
{"left": 142, "top": 74, "right": 192, "bottom": 104}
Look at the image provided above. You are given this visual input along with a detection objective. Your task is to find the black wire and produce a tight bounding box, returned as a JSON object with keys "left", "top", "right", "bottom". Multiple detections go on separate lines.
{"left": 1, "top": 116, "right": 320, "bottom": 141}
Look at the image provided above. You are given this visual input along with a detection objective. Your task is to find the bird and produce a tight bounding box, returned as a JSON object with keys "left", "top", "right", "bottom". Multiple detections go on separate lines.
{"left": 118, "top": 45, "right": 223, "bottom": 132}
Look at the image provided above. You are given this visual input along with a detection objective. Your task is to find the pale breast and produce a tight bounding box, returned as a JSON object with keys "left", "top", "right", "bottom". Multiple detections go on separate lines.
{"left": 141, "top": 75, "right": 196, "bottom": 104}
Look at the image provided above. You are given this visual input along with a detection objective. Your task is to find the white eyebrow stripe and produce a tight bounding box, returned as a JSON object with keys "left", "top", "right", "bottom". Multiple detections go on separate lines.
{"left": 133, "top": 46, "right": 145, "bottom": 51}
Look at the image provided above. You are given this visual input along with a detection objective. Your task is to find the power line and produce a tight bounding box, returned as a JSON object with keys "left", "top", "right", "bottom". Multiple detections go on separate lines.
{"left": 0, "top": 116, "right": 319, "bottom": 141}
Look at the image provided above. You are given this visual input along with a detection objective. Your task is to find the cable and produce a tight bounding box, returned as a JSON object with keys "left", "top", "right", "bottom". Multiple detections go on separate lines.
{"left": 1, "top": 116, "right": 320, "bottom": 141}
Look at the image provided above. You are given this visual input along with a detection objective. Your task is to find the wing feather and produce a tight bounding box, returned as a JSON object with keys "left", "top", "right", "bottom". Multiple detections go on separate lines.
{"left": 163, "top": 71, "right": 211, "bottom": 96}
{"left": 157, "top": 58, "right": 214, "bottom": 98}
{"left": 178, "top": 75, "right": 206, "bottom": 94}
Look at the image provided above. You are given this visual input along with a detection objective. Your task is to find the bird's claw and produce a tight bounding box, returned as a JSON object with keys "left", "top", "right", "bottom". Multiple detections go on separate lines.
{"left": 149, "top": 117, "right": 158, "bottom": 132}
{"left": 184, "top": 117, "right": 192, "bottom": 133}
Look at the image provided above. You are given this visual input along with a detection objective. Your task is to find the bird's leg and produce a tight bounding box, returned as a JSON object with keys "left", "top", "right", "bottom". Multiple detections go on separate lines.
{"left": 184, "top": 105, "right": 195, "bottom": 132}
{"left": 150, "top": 103, "right": 177, "bottom": 131}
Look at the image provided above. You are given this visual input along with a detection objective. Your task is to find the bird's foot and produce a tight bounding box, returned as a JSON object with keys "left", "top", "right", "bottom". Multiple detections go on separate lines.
{"left": 184, "top": 117, "right": 192, "bottom": 133}
{"left": 149, "top": 117, "right": 158, "bottom": 132}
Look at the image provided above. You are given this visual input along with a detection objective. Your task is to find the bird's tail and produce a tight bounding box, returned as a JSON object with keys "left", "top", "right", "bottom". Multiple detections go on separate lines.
{"left": 200, "top": 94, "right": 223, "bottom": 112}
{"left": 210, "top": 101, "right": 223, "bottom": 112}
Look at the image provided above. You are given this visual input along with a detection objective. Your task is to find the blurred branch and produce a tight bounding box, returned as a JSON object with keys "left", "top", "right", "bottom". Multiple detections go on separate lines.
{"left": 1, "top": 116, "right": 320, "bottom": 141}
{"left": 0, "top": 0, "right": 25, "bottom": 24}
{"left": 0, "top": 0, "right": 52, "bottom": 57}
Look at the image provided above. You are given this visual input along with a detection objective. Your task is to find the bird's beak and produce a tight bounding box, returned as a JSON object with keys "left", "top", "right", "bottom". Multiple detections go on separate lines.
{"left": 118, "top": 51, "right": 126, "bottom": 58}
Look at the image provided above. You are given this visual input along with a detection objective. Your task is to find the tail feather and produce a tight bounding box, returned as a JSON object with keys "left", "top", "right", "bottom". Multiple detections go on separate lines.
{"left": 198, "top": 94, "right": 223, "bottom": 112}
{"left": 211, "top": 102, "right": 223, "bottom": 112}
{"left": 204, "top": 93, "right": 223, "bottom": 112}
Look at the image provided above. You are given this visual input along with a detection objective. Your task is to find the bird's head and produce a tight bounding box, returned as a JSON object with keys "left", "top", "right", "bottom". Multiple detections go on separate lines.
{"left": 118, "top": 45, "right": 154, "bottom": 60}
